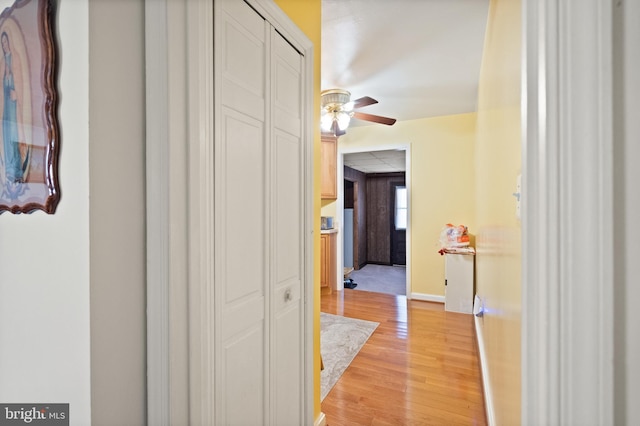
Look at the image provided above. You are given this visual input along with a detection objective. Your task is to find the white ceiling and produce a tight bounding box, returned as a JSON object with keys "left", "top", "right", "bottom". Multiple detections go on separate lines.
{"left": 344, "top": 149, "right": 406, "bottom": 174}
{"left": 322, "top": 0, "right": 489, "bottom": 172}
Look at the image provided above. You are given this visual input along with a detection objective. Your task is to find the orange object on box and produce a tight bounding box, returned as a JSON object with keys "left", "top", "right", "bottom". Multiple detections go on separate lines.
{"left": 439, "top": 224, "right": 470, "bottom": 248}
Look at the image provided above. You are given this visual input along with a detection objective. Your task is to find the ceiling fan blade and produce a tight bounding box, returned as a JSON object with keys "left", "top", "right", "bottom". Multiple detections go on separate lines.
{"left": 352, "top": 96, "right": 378, "bottom": 109}
{"left": 353, "top": 111, "right": 397, "bottom": 126}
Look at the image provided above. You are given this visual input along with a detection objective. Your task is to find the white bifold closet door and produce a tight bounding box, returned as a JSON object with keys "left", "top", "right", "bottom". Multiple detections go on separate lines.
{"left": 215, "top": 1, "right": 304, "bottom": 424}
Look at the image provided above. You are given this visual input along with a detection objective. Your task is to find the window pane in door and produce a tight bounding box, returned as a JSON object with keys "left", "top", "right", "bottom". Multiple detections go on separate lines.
{"left": 395, "top": 186, "right": 407, "bottom": 230}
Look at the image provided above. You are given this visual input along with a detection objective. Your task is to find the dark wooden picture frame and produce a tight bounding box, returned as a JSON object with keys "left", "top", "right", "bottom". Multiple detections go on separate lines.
{"left": 0, "top": 0, "right": 59, "bottom": 214}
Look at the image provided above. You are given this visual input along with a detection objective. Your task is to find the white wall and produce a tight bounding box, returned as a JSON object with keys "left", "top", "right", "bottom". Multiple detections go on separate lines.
{"left": 88, "top": 0, "right": 146, "bottom": 424}
{"left": 0, "top": 1, "right": 147, "bottom": 424}
{"left": 0, "top": 1, "right": 91, "bottom": 424}
{"left": 613, "top": 0, "right": 640, "bottom": 422}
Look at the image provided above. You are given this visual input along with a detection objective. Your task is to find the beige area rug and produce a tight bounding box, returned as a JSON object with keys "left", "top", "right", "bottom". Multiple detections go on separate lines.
{"left": 320, "top": 312, "right": 379, "bottom": 400}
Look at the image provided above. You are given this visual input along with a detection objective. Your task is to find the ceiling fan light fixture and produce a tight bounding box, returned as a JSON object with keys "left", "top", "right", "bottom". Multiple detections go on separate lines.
{"left": 320, "top": 109, "right": 351, "bottom": 133}
{"left": 320, "top": 88, "right": 396, "bottom": 135}
{"left": 342, "top": 101, "right": 355, "bottom": 112}
{"left": 321, "top": 88, "right": 351, "bottom": 109}
{"left": 320, "top": 111, "right": 334, "bottom": 132}
{"left": 336, "top": 112, "right": 351, "bottom": 130}
{"left": 321, "top": 89, "right": 353, "bottom": 134}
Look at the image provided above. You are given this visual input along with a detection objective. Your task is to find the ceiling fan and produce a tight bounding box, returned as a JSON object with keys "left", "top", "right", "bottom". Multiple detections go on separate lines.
{"left": 320, "top": 89, "right": 396, "bottom": 136}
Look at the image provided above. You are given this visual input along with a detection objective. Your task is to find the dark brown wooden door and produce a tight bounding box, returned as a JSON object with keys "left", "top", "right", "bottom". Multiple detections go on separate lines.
{"left": 365, "top": 173, "right": 405, "bottom": 265}
{"left": 391, "top": 230, "right": 406, "bottom": 265}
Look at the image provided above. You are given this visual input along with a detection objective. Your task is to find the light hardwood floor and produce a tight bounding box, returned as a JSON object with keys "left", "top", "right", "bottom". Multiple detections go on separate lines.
{"left": 321, "top": 289, "right": 487, "bottom": 425}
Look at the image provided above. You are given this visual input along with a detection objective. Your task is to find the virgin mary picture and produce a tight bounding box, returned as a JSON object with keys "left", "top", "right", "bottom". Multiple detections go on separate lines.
{"left": 0, "top": 0, "right": 60, "bottom": 214}
{"left": 0, "top": 29, "right": 31, "bottom": 186}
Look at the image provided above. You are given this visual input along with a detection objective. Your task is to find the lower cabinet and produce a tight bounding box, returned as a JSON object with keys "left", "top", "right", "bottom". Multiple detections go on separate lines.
{"left": 444, "top": 253, "right": 475, "bottom": 314}
{"left": 321, "top": 232, "right": 337, "bottom": 293}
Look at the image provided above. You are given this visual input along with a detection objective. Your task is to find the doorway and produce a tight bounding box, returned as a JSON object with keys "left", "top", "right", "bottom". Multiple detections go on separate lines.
{"left": 336, "top": 145, "right": 411, "bottom": 298}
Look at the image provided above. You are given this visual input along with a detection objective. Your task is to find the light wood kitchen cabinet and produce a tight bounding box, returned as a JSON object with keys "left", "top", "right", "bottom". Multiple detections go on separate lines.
{"left": 321, "top": 134, "right": 337, "bottom": 199}
{"left": 321, "top": 231, "right": 337, "bottom": 293}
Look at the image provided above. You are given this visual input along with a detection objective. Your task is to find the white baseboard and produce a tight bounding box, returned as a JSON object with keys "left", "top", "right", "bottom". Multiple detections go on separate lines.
{"left": 314, "top": 412, "right": 327, "bottom": 426}
{"left": 410, "top": 292, "right": 445, "bottom": 303}
{"left": 474, "top": 314, "right": 495, "bottom": 426}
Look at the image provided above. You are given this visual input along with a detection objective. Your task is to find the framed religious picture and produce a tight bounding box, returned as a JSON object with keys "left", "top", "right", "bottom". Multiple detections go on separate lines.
{"left": 0, "top": 0, "right": 59, "bottom": 214}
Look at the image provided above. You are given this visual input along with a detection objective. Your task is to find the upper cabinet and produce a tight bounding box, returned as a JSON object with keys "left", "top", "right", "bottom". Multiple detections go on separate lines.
{"left": 321, "top": 134, "right": 337, "bottom": 199}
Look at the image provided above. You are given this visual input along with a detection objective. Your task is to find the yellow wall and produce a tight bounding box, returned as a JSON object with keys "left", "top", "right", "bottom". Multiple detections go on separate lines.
{"left": 272, "top": 0, "right": 323, "bottom": 420}
{"left": 338, "top": 113, "right": 477, "bottom": 297}
{"left": 276, "top": 1, "right": 521, "bottom": 423}
{"left": 321, "top": 198, "right": 337, "bottom": 218}
{"left": 474, "top": 0, "right": 522, "bottom": 423}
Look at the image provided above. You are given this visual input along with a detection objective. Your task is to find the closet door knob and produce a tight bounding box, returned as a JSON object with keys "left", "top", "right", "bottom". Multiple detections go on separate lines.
{"left": 284, "top": 289, "right": 292, "bottom": 302}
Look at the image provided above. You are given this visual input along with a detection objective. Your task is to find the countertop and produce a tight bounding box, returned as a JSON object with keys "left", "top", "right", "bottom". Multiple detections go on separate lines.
{"left": 320, "top": 228, "right": 338, "bottom": 234}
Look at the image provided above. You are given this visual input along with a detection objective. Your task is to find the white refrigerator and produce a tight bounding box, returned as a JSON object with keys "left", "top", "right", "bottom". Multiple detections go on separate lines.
{"left": 343, "top": 208, "right": 354, "bottom": 268}
{"left": 444, "top": 253, "right": 475, "bottom": 314}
